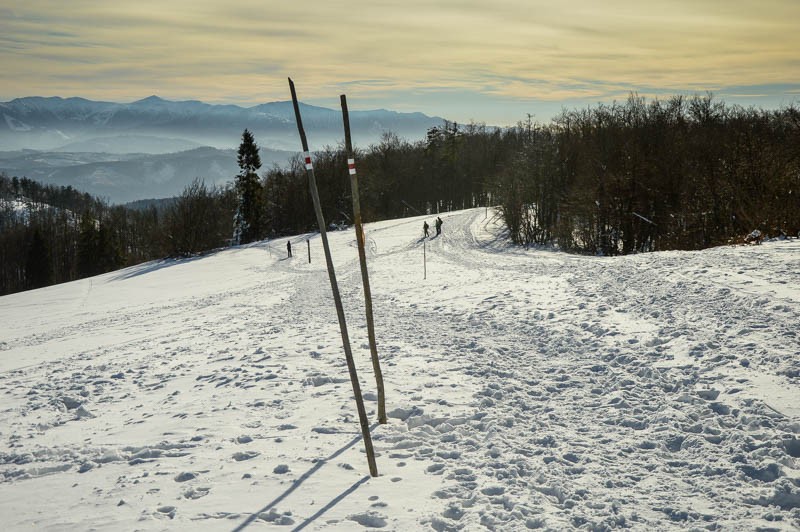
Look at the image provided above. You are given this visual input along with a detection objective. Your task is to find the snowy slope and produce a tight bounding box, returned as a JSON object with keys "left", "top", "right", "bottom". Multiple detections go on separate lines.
{"left": 0, "top": 209, "right": 798, "bottom": 530}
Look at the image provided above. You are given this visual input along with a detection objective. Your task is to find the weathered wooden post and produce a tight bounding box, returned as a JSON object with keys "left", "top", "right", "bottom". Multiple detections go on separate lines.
{"left": 307, "top": 238, "right": 311, "bottom": 264}
{"left": 340, "top": 94, "right": 387, "bottom": 425}
{"left": 288, "top": 78, "right": 377, "bottom": 477}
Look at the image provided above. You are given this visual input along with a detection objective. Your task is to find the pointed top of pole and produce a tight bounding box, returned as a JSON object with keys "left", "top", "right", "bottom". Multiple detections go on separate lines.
{"left": 288, "top": 78, "right": 309, "bottom": 152}
{"left": 340, "top": 94, "right": 354, "bottom": 155}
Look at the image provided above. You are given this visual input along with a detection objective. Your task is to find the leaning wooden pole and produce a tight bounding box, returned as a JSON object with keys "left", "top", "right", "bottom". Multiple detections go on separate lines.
{"left": 288, "top": 78, "right": 377, "bottom": 477}
{"left": 340, "top": 94, "right": 387, "bottom": 425}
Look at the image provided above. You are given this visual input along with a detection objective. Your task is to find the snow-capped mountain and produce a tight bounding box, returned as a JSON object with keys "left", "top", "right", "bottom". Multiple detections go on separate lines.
{"left": 0, "top": 96, "right": 444, "bottom": 152}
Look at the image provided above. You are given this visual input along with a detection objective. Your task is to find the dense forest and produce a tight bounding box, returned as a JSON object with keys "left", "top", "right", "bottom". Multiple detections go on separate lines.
{"left": 0, "top": 176, "right": 236, "bottom": 295}
{"left": 2, "top": 94, "right": 798, "bottom": 296}
{"left": 254, "top": 94, "right": 799, "bottom": 255}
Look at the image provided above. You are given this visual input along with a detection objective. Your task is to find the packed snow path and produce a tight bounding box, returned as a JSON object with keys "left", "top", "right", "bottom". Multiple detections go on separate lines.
{"left": 0, "top": 208, "right": 798, "bottom": 530}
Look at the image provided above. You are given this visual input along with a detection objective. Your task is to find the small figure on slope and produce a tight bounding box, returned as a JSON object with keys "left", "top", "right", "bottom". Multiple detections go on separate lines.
{"left": 423, "top": 221, "right": 430, "bottom": 238}
{"left": 435, "top": 216, "right": 443, "bottom": 236}
{"left": 744, "top": 229, "right": 762, "bottom": 245}
{"left": 287, "top": 240, "right": 292, "bottom": 258}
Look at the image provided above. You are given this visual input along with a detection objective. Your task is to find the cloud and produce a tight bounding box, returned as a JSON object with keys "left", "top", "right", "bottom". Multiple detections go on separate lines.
{"left": 1, "top": 0, "right": 798, "bottom": 122}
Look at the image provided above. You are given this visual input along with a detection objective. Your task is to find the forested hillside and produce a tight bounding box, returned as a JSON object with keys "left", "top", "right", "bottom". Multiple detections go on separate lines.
{"left": 497, "top": 94, "right": 800, "bottom": 253}
{"left": 255, "top": 94, "right": 800, "bottom": 254}
{"left": 0, "top": 176, "right": 235, "bottom": 295}
{"left": 2, "top": 94, "right": 798, "bottom": 295}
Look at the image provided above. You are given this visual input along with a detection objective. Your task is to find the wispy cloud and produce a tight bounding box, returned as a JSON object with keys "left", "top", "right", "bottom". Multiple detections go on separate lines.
{"left": 1, "top": 0, "right": 798, "bottom": 122}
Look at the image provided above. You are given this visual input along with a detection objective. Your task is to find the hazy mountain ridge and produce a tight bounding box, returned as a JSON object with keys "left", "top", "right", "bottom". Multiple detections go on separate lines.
{"left": 0, "top": 95, "right": 445, "bottom": 203}
{"left": 0, "top": 146, "right": 292, "bottom": 204}
{"left": 55, "top": 135, "right": 205, "bottom": 154}
{"left": 0, "top": 95, "right": 445, "bottom": 152}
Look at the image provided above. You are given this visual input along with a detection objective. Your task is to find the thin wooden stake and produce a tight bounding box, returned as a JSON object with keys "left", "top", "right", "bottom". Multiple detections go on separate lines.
{"left": 424, "top": 238, "right": 427, "bottom": 280}
{"left": 340, "top": 94, "right": 387, "bottom": 425}
{"left": 307, "top": 238, "right": 311, "bottom": 263}
{"left": 288, "top": 78, "right": 377, "bottom": 477}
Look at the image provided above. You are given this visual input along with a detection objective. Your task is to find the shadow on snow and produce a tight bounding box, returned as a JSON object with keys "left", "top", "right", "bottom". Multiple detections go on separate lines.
{"left": 232, "top": 423, "right": 379, "bottom": 531}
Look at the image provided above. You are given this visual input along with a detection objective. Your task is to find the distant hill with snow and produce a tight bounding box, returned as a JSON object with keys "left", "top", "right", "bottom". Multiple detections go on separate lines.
{"left": 0, "top": 95, "right": 445, "bottom": 152}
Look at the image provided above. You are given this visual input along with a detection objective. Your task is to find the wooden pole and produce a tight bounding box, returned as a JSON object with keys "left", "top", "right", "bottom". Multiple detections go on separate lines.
{"left": 424, "top": 238, "right": 427, "bottom": 280}
{"left": 288, "top": 78, "right": 377, "bottom": 477}
{"left": 340, "top": 94, "right": 387, "bottom": 425}
{"left": 307, "top": 238, "right": 311, "bottom": 264}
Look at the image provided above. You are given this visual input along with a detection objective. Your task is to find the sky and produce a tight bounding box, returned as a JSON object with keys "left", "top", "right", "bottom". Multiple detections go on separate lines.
{"left": 1, "top": 0, "right": 799, "bottom": 125}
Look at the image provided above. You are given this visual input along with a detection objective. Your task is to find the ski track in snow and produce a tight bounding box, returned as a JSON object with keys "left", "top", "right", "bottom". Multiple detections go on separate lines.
{"left": 0, "top": 208, "right": 798, "bottom": 530}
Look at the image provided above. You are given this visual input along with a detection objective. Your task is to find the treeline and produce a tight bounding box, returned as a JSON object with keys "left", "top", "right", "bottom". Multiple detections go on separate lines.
{"left": 254, "top": 123, "right": 498, "bottom": 237}
{"left": 3, "top": 94, "right": 798, "bottom": 295}
{"left": 495, "top": 94, "right": 800, "bottom": 253}
{"left": 0, "top": 175, "right": 236, "bottom": 295}
{"left": 255, "top": 94, "right": 799, "bottom": 256}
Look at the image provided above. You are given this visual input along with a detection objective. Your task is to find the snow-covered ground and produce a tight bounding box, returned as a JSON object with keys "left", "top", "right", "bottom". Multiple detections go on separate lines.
{"left": 1, "top": 198, "right": 36, "bottom": 221}
{"left": 1, "top": 208, "right": 798, "bottom": 530}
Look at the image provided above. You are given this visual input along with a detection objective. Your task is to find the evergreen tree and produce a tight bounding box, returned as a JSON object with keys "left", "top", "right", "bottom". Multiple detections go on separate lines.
{"left": 76, "top": 213, "right": 123, "bottom": 277}
{"left": 95, "top": 223, "right": 124, "bottom": 273}
{"left": 77, "top": 213, "right": 99, "bottom": 277}
{"left": 233, "top": 129, "right": 264, "bottom": 244}
{"left": 25, "top": 228, "right": 52, "bottom": 289}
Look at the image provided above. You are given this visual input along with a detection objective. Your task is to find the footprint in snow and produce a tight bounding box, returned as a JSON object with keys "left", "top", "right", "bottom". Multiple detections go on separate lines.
{"left": 258, "top": 509, "right": 294, "bottom": 525}
{"left": 155, "top": 506, "right": 176, "bottom": 519}
{"left": 183, "top": 486, "right": 210, "bottom": 499}
{"left": 232, "top": 451, "right": 260, "bottom": 461}
{"left": 348, "top": 511, "right": 387, "bottom": 528}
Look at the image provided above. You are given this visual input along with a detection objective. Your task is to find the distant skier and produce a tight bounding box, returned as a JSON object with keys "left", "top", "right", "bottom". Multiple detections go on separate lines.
{"left": 435, "top": 216, "right": 443, "bottom": 236}
{"left": 287, "top": 240, "right": 292, "bottom": 258}
{"left": 423, "top": 221, "right": 430, "bottom": 238}
{"left": 744, "top": 229, "right": 762, "bottom": 245}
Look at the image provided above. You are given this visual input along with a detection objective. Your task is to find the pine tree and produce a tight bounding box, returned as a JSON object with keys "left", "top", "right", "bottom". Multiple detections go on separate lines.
{"left": 77, "top": 214, "right": 99, "bottom": 277}
{"left": 25, "top": 227, "right": 52, "bottom": 289}
{"left": 233, "top": 129, "right": 264, "bottom": 244}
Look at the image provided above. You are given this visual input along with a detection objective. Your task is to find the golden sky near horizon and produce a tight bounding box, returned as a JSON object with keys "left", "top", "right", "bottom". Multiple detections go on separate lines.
{"left": 1, "top": 0, "right": 798, "bottom": 123}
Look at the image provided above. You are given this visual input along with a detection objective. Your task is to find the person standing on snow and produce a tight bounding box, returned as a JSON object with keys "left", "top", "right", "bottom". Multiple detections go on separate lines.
{"left": 423, "top": 221, "right": 430, "bottom": 238}
{"left": 435, "top": 216, "right": 443, "bottom": 236}
{"left": 287, "top": 240, "right": 292, "bottom": 258}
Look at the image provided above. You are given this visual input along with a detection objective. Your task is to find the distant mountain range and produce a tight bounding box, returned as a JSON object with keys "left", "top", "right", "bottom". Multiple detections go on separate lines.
{"left": 0, "top": 95, "right": 445, "bottom": 152}
{"left": 0, "top": 95, "right": 446, "bottom": 204}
